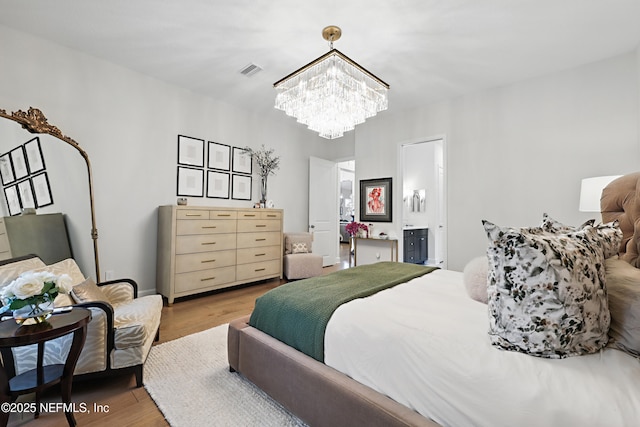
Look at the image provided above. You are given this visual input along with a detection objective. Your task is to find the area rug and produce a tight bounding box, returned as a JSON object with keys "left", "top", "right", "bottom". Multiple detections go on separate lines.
{"left": 144, "top": 324, "right": 307, "bottom": 426}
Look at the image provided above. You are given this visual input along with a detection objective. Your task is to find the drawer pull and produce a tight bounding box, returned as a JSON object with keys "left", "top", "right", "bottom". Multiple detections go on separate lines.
{"left": 255, "top": 268, "right": 266, "bottom": 272}
{"left": 202, "top": 242, "right": 217, "bottom": 245}
{"left": 201, "top": 259, "right": 216, "bottom": 263}
{"left": 216, "top": 214, "right": 231, "bottom": 217}
{"left": 255, "top": 224, "right": 267, "bottom": 228}
{"left": 266, "top": 214, "right": 277, "bottom": 217}
{"left": 255, "top": 238, "right": 266, "bottom": 242}
{"left": 202, "top": 226, "right": 217, "bottom": 229}
{"left": 201, "top": 276, "right": 216, "bottom": 282}
{"left": 186, "top": 214, "right": 204, "bottom": 217}
{"left": 255, "top": 253, "right": 266, "bottom": 257}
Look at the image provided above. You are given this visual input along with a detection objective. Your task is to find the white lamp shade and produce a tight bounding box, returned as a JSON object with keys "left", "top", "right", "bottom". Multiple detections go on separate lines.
{"left": 579, "top": 175, "right": 622, "bottom": 212}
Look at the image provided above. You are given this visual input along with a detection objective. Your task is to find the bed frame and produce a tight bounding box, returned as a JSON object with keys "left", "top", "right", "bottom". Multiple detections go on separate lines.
{"left": 228, "top": 315, "right": 439, "bottom": 427}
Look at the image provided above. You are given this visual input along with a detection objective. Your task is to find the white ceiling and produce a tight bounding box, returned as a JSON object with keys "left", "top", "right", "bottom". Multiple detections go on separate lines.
{"left": 1, "top": 0, "right": 640, "bottom": 114}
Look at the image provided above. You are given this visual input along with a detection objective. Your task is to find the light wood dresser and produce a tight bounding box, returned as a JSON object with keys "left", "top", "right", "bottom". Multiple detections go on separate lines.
{"left": 156, "top": 206, "right": 283, "bottom": 304}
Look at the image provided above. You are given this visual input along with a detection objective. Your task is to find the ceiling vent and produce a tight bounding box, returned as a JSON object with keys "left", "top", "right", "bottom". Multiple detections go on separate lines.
{"left": 240, "top": 63, "right": 263, "bottom": 77}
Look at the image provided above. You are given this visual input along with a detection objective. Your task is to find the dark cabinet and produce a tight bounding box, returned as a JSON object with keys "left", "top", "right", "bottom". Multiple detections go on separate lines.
{"left": 403, "top": 228, "right": 428, "bottom": 264}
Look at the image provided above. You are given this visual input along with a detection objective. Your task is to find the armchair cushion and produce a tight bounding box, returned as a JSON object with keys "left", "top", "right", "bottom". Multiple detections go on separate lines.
{"left": 32, "top": 258, "right": 86, "bottom": 306}
{"left": 71, "top": 278, "right": 111, "bottom": 304}
{"left": 113, "top": 295, "right": 161, "bottom": 350}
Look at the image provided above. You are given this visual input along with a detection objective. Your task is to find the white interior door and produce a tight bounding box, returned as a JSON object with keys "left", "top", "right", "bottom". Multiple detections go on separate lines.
{"left": 309, "top": 156, "right": 339, "bottom": 267}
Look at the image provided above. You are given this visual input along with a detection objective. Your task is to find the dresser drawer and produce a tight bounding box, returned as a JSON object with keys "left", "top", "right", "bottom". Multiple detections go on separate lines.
{"left": 176, "top": 209, "right": 210, "bottom": 220}
{"left": 177, "top": 219, "right": 236, "bottom": 235}
{"left": 176, "top": 233, "right": 236, "bottom": 254}
{"left": 237, "top": 210, "right": 282, "bottom": 220}
{"left": 238, "top": 209, "right": 282, "bottom": 219}
{"left": 236, "top": 245, "right": 280, "bottom": 265}
{"left": 175, "top": 209, "right": 238, "bottom": 220}
{"left": 236, "top": 259, "right": 281, "bottom": 281}
{"left": 237, "top": 231, "right": 281, "bottom": 248}
{"left": 175, "top": 250, "right": 236, "bottom": 273}
{"left": 209, "top": 210, "right": 237, "bottom": 220}
{"left": 237, "top": 219, "right": 281, "bottom": 233}
{"left": 174, "top": 266, "right": 236, "bottom": 293}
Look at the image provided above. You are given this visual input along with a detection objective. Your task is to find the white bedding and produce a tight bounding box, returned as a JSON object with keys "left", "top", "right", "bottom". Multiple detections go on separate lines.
{"left": 324, "top": 269, "right": 640, "bottom": 427}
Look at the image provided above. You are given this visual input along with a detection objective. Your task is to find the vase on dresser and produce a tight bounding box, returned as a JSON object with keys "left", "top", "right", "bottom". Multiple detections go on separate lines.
{"left": 260, "top": 176, "right": 268, "bottom": 205}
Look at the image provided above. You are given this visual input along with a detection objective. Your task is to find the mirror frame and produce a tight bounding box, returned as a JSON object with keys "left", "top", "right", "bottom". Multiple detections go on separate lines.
{"left": 0, "top": 107, "right": 100, "bottom": 280}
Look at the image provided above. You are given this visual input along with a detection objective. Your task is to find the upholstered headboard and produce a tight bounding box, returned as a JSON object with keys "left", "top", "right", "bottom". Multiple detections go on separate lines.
{"left": 601, "top": 172, "right": 640, "bottom": 267}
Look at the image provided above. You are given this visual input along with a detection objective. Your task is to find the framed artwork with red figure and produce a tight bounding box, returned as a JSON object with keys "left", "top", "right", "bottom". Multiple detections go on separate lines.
{"left": 359, "top": 177, "right": 392, "bottom": 222}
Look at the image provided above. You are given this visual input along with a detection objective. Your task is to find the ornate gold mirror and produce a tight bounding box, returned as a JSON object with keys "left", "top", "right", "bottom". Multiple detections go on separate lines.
{"left": 0, "top": 107, "right": 100, "bottom": 279}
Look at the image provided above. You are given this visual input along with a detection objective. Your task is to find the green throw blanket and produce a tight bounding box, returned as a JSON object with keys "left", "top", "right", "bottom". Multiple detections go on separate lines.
{"left": 249, "top": 262, "right": 437, "bottom": 362}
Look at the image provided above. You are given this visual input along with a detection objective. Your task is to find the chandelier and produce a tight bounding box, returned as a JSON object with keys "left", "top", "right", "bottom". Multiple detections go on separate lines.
{"left": 273, "top": 26, "right": 390, "bottom": 139}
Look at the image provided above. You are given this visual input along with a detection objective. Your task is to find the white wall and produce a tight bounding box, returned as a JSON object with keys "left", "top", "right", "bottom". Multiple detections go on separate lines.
{"left": 356, "top": 50, "right": 640, "bottom": 271}
{"left": 0, "top": 24, "right": 339, "bottom": 292}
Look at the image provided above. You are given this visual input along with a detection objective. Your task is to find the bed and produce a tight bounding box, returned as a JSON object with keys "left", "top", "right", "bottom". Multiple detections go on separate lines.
{"left": 228, "top": 173, "right": 640, "bottom": 427}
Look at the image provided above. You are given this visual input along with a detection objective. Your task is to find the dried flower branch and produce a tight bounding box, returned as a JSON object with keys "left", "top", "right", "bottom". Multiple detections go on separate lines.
{"left": 242, "top": 145, "right": 280, "bottom": 178}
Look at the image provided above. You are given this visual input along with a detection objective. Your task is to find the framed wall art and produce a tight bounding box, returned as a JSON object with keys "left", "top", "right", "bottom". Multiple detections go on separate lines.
{"left": 231, "top": 174, "right": 252, "bottom": 200}
{"left": 359, "top": 177, "right": 392, "bottom": 222}
{"left": 24, "top": 137, "right": 46, "bottom": 174}
{"left": 232, "top": 147, "right": 252, "bottom": 174}
{"left": 177, "top": 135, "right": 205, "bottom": 167}
{"left": 208, "top": 142, "right": 231, "bottom": 171}
{"left": 207, "top": 171, "right": 230, "bottom": 199}
{"left": 17, "top": 179, "right": 35, "bottom": 209}
{"left": 9, "top": 146, "right": 28, "bottom": 180}
{"left": 177, "top": 166, "right": 204, "bottom": 197}
{"left": 0, "top": 153, "right": 15, "bottom": 185}
{"left": 3, "top": 185, "right": 20, "bottom": 216}
{"left": 32, "top": 172, "right": 53, "bottom": 208}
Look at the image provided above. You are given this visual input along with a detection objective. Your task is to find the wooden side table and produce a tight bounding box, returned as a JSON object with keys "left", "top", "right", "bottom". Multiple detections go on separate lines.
{"left": 0, "top": 308, "right": 91, "bottom": 427}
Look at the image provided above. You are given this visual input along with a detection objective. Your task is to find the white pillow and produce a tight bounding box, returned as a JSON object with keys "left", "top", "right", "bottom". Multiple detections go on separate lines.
{"left": 463, "top": 256, "right": 488, "bottom": 304}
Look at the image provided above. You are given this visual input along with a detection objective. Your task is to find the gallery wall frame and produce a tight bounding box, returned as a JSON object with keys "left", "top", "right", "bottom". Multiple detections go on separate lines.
{"left": 232, "top": 147, "right": 252, "bottom": 174}
{"left": 359, "top": 177, "right": 393, "bottom": 222}
{"left": 9, "top": 146, "right": 28, "bottom": 180}
{"left": 16, "top": 178, "right": 35, "bottom": 209}
{"left": 207, "top": 171, "right": 230, "bottom": 199}
{"left": 208, "top": 141, "right": 231, "bottom": 171}
{"left": 3, "top": 185, "right": 20, "bottom": 216}
{"left": 32, "top": 172, "right": 53, "bottom": 208}
{"left": 177, "top": 135, "right": 205, "bottom": 167}
{"left": 177, "top": 166, "right": 204, "bottom": 197}
{"left": 0, "top": 153, "right": 15, "bottom": 185}
{"left": 231, "top": 174, "right": 252, "bottom": 200}
{"left": 24, "top": 136, "right": 46, "bottom": 174}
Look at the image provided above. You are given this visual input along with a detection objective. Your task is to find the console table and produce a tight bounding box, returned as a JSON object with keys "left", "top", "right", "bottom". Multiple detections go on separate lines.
{"left": 351, "top": 236, "right": 399, "bottom": 267}
{"left": 0, "top": 308, "right": 91, "bottom": 427}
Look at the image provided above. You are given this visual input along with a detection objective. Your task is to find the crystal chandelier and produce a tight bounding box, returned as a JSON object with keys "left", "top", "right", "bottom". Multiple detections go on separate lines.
{"left": 274, "top": 26, "right": 390, "bottom": 139}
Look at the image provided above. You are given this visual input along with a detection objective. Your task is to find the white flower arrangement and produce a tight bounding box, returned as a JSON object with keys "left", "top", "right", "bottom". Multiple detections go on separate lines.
{"left": 1, "top": 271, "right": 73, "bottom": 313}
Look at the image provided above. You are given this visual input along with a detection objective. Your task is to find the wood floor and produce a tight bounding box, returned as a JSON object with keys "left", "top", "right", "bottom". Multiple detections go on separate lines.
{"left": 7, "top": 244, "right": 351, "bottom": 427}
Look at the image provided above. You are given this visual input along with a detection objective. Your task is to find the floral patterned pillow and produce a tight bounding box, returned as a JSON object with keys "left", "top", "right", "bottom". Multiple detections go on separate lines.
{"left": 541, "top": 213, "right": 622, "bottom": 258}
{"left": 483, "top": 220, "right": 611, "bottom": 358}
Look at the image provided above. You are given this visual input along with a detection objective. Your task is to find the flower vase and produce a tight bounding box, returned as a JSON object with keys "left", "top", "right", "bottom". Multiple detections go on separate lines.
{"left": 260, "top": 177, "right": 268, "bottom": 205}
{"left": 13, "top": 301, "right": 54, "bottom": 325}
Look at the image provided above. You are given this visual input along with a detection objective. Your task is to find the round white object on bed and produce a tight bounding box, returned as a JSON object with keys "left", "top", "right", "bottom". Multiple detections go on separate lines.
{"left": 463, "top": 256, "right": 488, "bottom": 304}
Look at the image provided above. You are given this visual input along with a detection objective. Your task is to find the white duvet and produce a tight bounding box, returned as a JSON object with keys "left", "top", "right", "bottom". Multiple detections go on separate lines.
{"left": 324, "top": 269, "right": 640, "bottom": 427}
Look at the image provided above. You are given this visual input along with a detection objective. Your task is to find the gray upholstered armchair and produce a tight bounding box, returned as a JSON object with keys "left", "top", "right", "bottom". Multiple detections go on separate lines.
{"left": 283, "top": 232, "right": 323, "bottom": 280}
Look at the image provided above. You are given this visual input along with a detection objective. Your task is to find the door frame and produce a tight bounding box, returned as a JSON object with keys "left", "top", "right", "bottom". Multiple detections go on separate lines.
{"left": 397, "top": 136, "right": 448, "bottom": 268}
